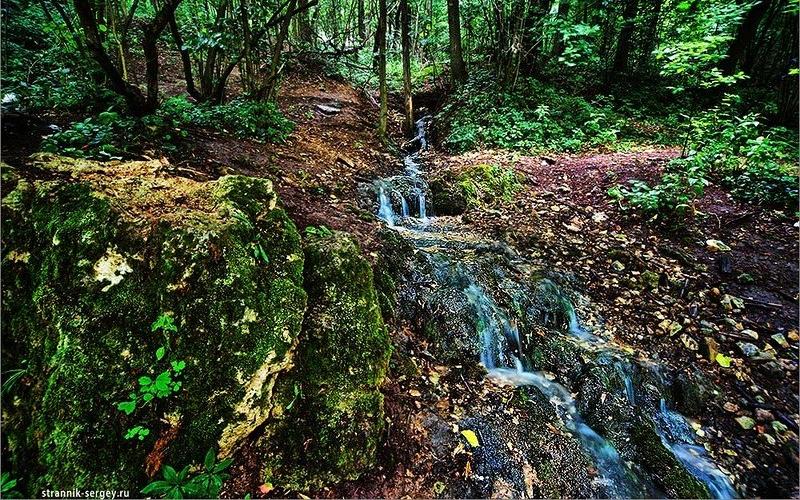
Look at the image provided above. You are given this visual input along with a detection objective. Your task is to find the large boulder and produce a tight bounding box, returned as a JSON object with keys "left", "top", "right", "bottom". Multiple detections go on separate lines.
{"left": 259, "top": 231, "right": 392, "bottom": 490}
{"left": 1, "top": 156, "right": 389, "bottom": 496}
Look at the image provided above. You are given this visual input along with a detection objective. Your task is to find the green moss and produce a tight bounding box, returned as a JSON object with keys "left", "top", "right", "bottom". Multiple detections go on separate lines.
{"left": 630, "top": 417, "right": 710, "bottom": 498}
{"left": 261, "top": 231, "right": 391, "bottom": 490}
{"left": 1, "top": 161, "right": 307, "bottom": 496}
{"left": 458, "top": 164, "right": 522, "bottom": 208}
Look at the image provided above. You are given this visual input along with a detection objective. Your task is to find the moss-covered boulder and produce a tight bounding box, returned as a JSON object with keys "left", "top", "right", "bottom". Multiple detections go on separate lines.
{"left": 1, "top": 156, "right": 390, "bottom": 496}
{"left": 259, "top": 231, "right": 391, "bottom": 490}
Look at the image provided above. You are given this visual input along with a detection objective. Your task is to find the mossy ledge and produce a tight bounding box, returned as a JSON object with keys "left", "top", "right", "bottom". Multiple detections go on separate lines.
{"left": 1, "top": 156, "right": 390, "bottom": 496}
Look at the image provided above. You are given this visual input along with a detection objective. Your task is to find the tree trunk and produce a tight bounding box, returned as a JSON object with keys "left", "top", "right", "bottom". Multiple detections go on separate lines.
{"left": 612, "top": 0, "right": 639, "bottom": 73}
{"left": 357, "top": 0, "right": 366, "bottom": 40}
{"left": 377, "top": 0, "right": 388, "bottom": 139}
{"left": 551, "top": 0, "right": 569, "bottom": 59}
{"left": 73, "top": 0, "right": 148, "bottom": 113}
{"left": 401, "top": 0, "right": 413, "bottom": 134}
{"left": 447, "top": 0, "right": 467, "bottom": 84}
{"left": 720, "top": 0, "right": 772, "bottom": 75}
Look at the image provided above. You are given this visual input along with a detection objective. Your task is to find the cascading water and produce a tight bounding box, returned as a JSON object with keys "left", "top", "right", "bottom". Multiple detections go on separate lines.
{"left": 377, "top": 186, "right": 395, "bottom": 226}
{"left": 656, "top": 400, "right": 737, "bottom": 499}
{"left": 372, "top": 113, "right": 737, "bottom": 499}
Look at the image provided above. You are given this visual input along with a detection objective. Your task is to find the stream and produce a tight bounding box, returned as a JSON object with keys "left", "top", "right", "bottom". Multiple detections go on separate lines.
{"left": 365, "top": 116, "right": 737, "bottom": 498}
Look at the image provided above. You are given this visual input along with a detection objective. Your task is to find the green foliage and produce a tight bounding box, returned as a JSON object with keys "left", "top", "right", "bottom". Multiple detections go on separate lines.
{"left": 304, "top": 225, "right": 334, "bottom": 237}
{"left": 40, "top": 96, "right": 294, "bottom": 160}
{"left": 140, "top": 449, "right": 233, "bottom": 499}
{"left": 613, "top": 95, "right": 798, "bottom": 219}
{"left": 2, "top": 0, "right": 114, "bottom": 112}
{"left": 459, "top": 164, "right": 522, "bottom": 207}
{"left": 1, "top": 473, "right": 22, "bottom": 499}
{"left": 200, "top": 98, "right": 294, "bottom": 142}
{"left": 439, "top": 73, "right": 627, "bottom": 153}
{"left": 116, "top": 313, "right": 186, "bottom": 440}
{"left": 655, "top": 0, "right": 752, "bottom": 93}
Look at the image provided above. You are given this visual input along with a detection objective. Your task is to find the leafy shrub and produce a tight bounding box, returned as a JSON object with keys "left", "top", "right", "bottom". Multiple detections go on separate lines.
{"left": 202, "top": 98, "right": 294, "bottom": 142}
{"left": 41, "top": 96, "right": 294, "bottom": 159}
{"left": 141, "top": 449, "right": 232, "bottom": 499}
{"left": 459, "top": 163, "right": 522, "bottom": 207}
{"left": 438, "top": 73, "right": 626, "bottom": 153}
{"left": 41, "top": 111, "right": 137, "bottom": 160}
{"left": 612, "top": 95, "right": 798, "bottom": 218}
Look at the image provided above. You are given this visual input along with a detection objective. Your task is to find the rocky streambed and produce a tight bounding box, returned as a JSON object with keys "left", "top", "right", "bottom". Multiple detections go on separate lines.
{"left": 361, "top": 122, "right": 739, "bottom": 498}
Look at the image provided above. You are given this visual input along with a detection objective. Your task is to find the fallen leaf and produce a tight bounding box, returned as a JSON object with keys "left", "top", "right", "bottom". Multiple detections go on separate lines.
{"left": 715, "top": 353, "right": 732, "bottom": 368}
{"left": 735, "top": 416, "right": 755, "bottom": 430}
{"left": 258, "top": 483, "right": 274, "bottom": 495}
{"left": 461, "top": 429, "right": 480, "bottom": 447}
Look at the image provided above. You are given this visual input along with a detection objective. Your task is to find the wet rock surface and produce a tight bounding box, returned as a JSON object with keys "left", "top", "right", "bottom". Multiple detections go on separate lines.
{"left": 1, "top": 157, "right": 391, "bottom": 496}
{"left": 369, "top": 128, "right": 740, "bottom": 498}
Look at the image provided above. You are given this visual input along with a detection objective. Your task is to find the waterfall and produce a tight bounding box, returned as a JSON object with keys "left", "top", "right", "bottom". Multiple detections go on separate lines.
{"left": 656, "top": 400, "right": 737, "bottom": 499}
{"left": 378, "top": 186, "right": 395, "bottom": 226}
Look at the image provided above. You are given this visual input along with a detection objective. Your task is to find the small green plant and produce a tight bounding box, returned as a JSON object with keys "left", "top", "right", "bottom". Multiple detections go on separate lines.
{"left": 141, "top": 449, "right": 233, "bottom": 499}
{"left": 116, "top": 313, "right": 186, "bottom": 440}
{"left": 1, "top": 473, "right": 22, "bottom": 498}
{"left": 304, "top": 225, "right": 333, "bottom": 237}
{"left": 459, "top": 164, "right": 522, "bottom": 208}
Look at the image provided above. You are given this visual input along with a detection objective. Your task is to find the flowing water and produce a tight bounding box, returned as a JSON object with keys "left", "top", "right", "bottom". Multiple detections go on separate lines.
{"left": 369, "top": 116, "right": 736, "bottom": 498}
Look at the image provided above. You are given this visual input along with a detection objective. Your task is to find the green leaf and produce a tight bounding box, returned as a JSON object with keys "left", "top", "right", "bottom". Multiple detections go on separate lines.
{"left": 141, "top": 480, "right": 172, "bottom": 495}
{"left": 715, "top": 353, "right": 732, "bottom": 367}
{"left": 163, "top": 465, "right": 178, "bottom": 482}
{"left": 204, "top": 448, "right": 216, "bottom": 470}
{"left": 460, "top": 429, "right": 480, "bottom": 447}
{"left": 156, "top": 346, "right": 166, "bottom": 361}
{"left": 139, "top": 376, "right": 153, "bottom": 386}
{"left": 171, "top": 360, "right": 186, "bottom": 372}
{"left": 117, "top": 400, "right": 136, "bottom": 415}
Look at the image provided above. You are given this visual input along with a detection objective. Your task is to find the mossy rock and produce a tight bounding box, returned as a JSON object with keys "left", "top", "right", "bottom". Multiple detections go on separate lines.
{"left": 1, "top": 157, "right": 311, "bottom": 495}
{"left": 260, "top": 231, "right": 391, "bottom": 490}
{"left": 429, "top": 172, "right": 467, "bottom": 215}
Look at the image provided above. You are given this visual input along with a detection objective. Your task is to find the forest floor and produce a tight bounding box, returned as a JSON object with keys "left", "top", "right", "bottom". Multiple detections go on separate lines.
{"left": 4, "top": 69, "right": 798, "bottom": 498}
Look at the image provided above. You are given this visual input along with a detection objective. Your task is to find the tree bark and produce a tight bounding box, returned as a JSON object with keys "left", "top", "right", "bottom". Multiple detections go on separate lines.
{"left": 401, "top": 0, "right": 413, "bottom": 134}
{"left": 377, "top": 0, "right": 388, "bottom": 139}
{"left": 612, "top": 0, "right": 639, "bottom": 73}
{"left": 447, "top": 0, "right": 467, "bottom": 84}
{"left": 720, "top": 0, "right": 772, "bottom": 75}
{"left": 73, "top": 0, "right": 147, "bottom": 113}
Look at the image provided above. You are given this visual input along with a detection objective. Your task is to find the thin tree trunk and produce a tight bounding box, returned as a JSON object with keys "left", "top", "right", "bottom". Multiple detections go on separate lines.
{"left": 612, "top": 0, "right": 639, "bottom": 73}
{"left": 377, "top": 0, "right": 388, "bottom": 139}
{"left": 401, "top": 0, "right": 413, "bottom": 134}
{"left": 447, "top": 0, "right": 467, "bottom": 84}
{"left": 358, "top": 0, "right": 366, "bottom": 40}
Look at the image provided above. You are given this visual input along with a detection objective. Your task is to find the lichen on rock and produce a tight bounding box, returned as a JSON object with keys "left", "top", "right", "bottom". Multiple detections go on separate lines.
{"left": 0, "top": 157, "right": 315, "bottom": 495}
{"left": 259, "top": 231, "right": 392, "bottom": 491}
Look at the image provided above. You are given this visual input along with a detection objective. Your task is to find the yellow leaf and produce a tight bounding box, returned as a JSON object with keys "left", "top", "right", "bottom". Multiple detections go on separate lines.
{"left": 461, "top": 429, "right": 480, "bottom": 447}
{"left": 715, "top": 353, "right": 732, "bottom": 367}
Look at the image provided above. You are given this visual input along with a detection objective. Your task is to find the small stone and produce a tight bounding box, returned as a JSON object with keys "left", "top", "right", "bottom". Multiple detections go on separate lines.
{"left": 735, "top": 416, "right": 756, "bottom": 430}
{"left": 755, "top": 408, "right": 775, "bottom": 422}
{"left": 681, "top": 334, "right": 699, "bottom": 351}
{"left": 723, "top": 402, "right": 739, "bottom": 413}
{"left": 738, "top": 342, "right": 760, "bottom": 358}
{"left": 612, "top": 260, "right": 625, "bottom": 271}
{"left": 706, "top": 239, "right": 732, "bottom": 252}
{"left": 741, "top": 329, "right": 759, "bottom": 340}
{"left": 720, "top": 294, "right": 744, "bottom": 311}
{"left": 771, "top": 333, "right": 789, "bottom": 349}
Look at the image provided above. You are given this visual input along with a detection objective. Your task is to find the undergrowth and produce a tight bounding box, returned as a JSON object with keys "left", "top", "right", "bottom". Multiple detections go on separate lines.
{"left": 41, "top": 97, "right": 294, "bottom": 160}
{"left": 610, "top": 95, "right": 798, "bottom": 219}
{"left": 436, "top": 71, "right": 678, "bottom": 153}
